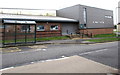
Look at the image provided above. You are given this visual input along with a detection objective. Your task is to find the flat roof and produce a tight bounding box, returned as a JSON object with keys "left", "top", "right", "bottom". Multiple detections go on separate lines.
{"left": 0, "top": 14, "right": 78, "bottom": 23}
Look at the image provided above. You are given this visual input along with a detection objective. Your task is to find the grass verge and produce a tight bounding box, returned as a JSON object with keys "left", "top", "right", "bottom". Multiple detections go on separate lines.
{"left": 0, "top": 36, "right": 70, "bottom": 43}
{"left": 93, "top": 34, "right": 116, "bottom": 38}
{"left": 87, "top": 37, "right": 120, "bottom": 43}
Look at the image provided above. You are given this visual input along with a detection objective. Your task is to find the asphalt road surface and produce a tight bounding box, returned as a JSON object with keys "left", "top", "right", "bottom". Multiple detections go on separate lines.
{"left": 1, "top": 41, "right": 119, "bottom": 69}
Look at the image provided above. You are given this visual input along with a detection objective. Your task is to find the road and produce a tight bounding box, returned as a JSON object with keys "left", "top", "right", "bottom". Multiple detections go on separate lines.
{"left": 1, "top": 41, "right": 119, "bottom": 69}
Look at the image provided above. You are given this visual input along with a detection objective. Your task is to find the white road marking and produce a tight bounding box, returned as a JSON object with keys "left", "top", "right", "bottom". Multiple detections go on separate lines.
{"left": 42, "top": 49, "right": 46, "bottom": 51}
{"left": 0, "top": 67, "right": 14, "bottom": 71}
{"left": 30, "top": 62, "right": 34, "bottom": 64}
{"left": 44, "top": 57, "right": 69, "bottom": 62}
{"left": 19, "top": 52, "right": 25, "bottom": 53}
{"left": 79, "top": 49, "right": 108, "bottom": 55}
{"left": 61, "top": 56, "right": 65, "bottom": 58}
{"left": 89, "top": 41, "right": 117, "bottom": 45}
{"left": 31, "top": 57, "right": 70, "bottom": 63}
{"left": 19, "top": 48, "right": 43, "bottom": 53}
{"left": 36, "top": 49, "right": 42, "bottom": 51}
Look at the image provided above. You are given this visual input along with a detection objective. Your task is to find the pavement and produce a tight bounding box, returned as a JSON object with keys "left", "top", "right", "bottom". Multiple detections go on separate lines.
{"left": 1, "top": 38, "right": 92, "bottom": 53}
{"left": 1, "top": 55, "right": 118, "bottom": 73}
{"left": 1, "top": 45, "right": 47, "bottom": 53}
{"left": 36, "top": 38, "right": 92, "bottom": 44}
{"left": 1, "top": 38, "right": 118, "bottom": 53}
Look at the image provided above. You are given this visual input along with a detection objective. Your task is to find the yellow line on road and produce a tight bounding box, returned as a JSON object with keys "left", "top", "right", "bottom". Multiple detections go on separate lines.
{"left": 3, "top": 49, "right": 22, "bottom": 53}
{"left": 89, "top": 41, "right": 117, "bottom": 45}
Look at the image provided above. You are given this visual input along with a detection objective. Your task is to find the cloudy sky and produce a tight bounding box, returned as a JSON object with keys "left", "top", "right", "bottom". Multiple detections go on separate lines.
{"left": 0, "top": 0, "right": 119, "bottom": 10}
{"left": 0, "top": 0, "right": 120, "bottom": 24}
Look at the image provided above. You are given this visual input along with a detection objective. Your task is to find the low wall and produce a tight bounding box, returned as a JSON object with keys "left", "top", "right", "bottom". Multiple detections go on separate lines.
{"left": 79, "top": 28, "right": 113, "bottom": 35}
{"left": 36, "top": 30, "right": 61, "bottom": 37}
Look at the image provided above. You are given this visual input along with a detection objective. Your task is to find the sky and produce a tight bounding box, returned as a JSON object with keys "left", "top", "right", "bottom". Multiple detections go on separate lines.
{"left": 0, "top": 0, "right": 120, "bottom": 24}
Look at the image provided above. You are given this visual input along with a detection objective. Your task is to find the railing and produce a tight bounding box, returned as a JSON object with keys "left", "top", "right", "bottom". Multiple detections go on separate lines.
{"left": 76, "top": 30, "right": 93, "bottom": 38}
{"left": 85, "top": 30, "right": 93, "bottom": 38}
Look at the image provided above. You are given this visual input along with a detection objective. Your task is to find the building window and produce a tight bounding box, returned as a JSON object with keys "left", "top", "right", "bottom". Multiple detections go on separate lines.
{"left": 50, "top": 25, "right": 58, "bottom": 30}
{"left": 93, "top": 21, "right": 104, "bottom": 24}
{"left": 22, "top": 25, "right": 30, "bottom": 32}
{"left": 83, "top": 8, "right": 87, "bottom": 27}
{"left": 0, "top": 25, "right": 10, "bottom": 29}
{"left": 94, "top": 21, "right": 98, "bottom": 23}
{"left": 0, "top": 25, "right": 4, "bottom": 28}
{"left": 105, "top": 15, "right": 112, "bottom": 19}
{"left": 100, "top": 21, "right": 104, "bottom": 24}
{"left": 37, "top": 25, "right": 44, "bottom": 31}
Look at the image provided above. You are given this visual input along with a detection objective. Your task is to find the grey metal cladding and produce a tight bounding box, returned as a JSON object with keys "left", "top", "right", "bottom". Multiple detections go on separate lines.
{"left": 61, "top": 23, "right": 78, "bottom": 35}
{"left": 104, "top": 10, "right": 113, "bottom": 28}
{"left": 56, "top": 5, "right": 80, "bottom": 20}
{"left": 85, "top": 6, "right": 113, "bottom": 28}
{"left": 57, "top": 4, "right": 114, "bottom": 28}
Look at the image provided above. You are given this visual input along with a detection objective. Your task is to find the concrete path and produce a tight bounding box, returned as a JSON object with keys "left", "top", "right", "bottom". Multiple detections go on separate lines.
{"left": 2, "top": 55, "right": 118, "bottom": 73}
{"left": 36, "top": 39, "right": 89, "bottom": 44}
{"left": 1, "top": 39, "right": 92, "bottom": 53}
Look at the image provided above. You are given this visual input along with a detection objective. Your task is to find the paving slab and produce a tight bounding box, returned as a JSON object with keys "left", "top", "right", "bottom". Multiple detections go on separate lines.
{"left": 2, "top": 55, "right": 118, "bottom": 73}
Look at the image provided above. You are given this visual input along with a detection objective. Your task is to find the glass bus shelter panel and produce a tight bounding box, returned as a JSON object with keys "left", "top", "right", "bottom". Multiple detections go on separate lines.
{"left": 0, "top": 25, "right": 3, "bottom": 45}
{"left": 4, "top": 25, "right": 15, "bottom": 44}
{"left": 26, "top": 25, "right": 35, "bottom": 43}
{"left": 2, "top": 24, "right": 36, "bottom": 46}
{"left": 16, "top": 25, "right": 25, "bottom": 43}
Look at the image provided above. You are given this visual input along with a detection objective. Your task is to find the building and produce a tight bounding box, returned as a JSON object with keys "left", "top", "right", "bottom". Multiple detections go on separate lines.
{"left": 117, "top": 1, "right": 120, "bottom": 31}
{"left": 0, "top": 14, "right": 78, "bottom": 46}
{"left": 57, "top": 4, "right": 114, "bottom": 35}
{"left": 0, "top": 4, "right": 114, "bottom": 46}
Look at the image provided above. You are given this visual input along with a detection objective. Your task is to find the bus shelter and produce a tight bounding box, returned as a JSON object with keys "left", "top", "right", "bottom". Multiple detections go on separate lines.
{"left": 2, "top": 19, "right": 36, "bottom": 47}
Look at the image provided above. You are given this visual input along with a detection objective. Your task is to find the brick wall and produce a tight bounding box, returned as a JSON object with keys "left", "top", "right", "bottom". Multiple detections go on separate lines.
{"left": 1, "top": 23, "right": 62, "bottom": 41}
{"left": 79, "top": 28, "right": 113, "bottom": 35}
{"left": 36, "top": 22, "right": 62, "bottom": 37}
